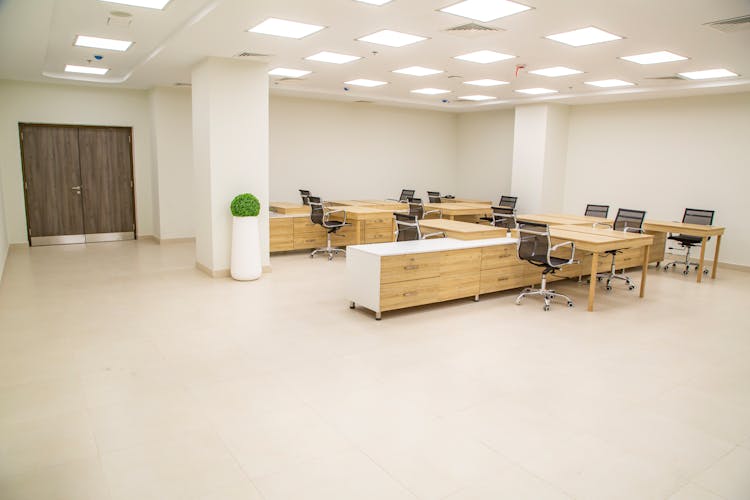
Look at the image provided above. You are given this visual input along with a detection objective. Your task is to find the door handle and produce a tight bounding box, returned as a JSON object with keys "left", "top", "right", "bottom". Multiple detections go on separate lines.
{"left": 72, "top": 185, "right": 81, "bottom": 194}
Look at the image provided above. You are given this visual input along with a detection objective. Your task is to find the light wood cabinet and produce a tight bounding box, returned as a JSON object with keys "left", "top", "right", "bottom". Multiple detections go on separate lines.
{"left": 270, "top": 217, "right": 294, "bottom": 252}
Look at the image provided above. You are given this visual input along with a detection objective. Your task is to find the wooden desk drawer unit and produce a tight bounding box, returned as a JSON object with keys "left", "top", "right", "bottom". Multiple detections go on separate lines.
{"left": 365, "top": 220, "right": 394, "bottom": 243}
{"left": 270, "top": 218, "right": 294, "bottom": 252}
{"left": 438, "top": 249, "right": 481, "bottom": 301}
{"left": 381, "top": 253, "right": 441, "bottom": 284}
{"left": 381, "top": 277, "right": 440, "bottom": 311}
{"left": 480, "top": 245, "right": 517, "bottom": 269}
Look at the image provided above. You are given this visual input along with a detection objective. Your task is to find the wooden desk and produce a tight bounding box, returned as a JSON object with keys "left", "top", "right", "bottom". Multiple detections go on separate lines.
{"left": 418, "top": 219, "right": 506, "bottom": 240}
{"left": 423, "top": 202, "right": 492, "bottom": 221}
{"left": 550, "top": 224, "right": 653, "bottom": 312}
{"left": 517, "top": 213, "right": 610, "bottom": 226}
{"left": 643, "top": 220, "right": 726, "bottom": 283}
{"left": 331, "top": 200, "right": 408, "bottom": 211}
{"left": 441, "top": 197, "right": 493, "bottom": 205}
{"left": 269, "top": 202, "right": 310, "bottom": 215}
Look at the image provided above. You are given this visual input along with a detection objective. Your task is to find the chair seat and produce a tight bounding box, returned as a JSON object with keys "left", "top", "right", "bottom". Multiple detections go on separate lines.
{"left": 323, "top": 220, "right": 345, "bottom": 229}
{"left": 668, "top": 234, "right": 702, "bottom": 246}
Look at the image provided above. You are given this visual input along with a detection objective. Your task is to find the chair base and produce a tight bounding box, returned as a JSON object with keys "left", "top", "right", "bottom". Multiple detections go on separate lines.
{"left": 663, "top": 246, "right": 708, "bottom": 276}
{"left": 596, "top": 254, "right": 636, "bottom": 291}
{"left": 310, "top": 232, "right": 346, "bottom": 260}
{"left": 515, "top": 274, "right": 574, "bottom": 311}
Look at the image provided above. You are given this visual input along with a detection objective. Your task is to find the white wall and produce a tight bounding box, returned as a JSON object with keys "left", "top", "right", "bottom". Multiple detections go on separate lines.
{"left": 0, "top": 80, "right": 155, "bottom": 243}
{"left": 270, "top": 96, "right": 458, "bottom": 202}
{"left": 564, "top": 92, "right": 750, "bottom": 266}
{"left": 149, "top": 87, "right": 194, "bottom": 240}
{"left": 0, "top": 172, "right": 8, "bottom": 280}
{"left": 456, "top": 109, "right": 514, "bottom": 203}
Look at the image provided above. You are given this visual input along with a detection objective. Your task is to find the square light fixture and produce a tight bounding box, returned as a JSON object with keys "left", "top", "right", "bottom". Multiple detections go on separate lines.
{"left": 529, "top": 66, "right": 582, "bottom": 77}
{"left": 268, "top": 68, "right": 311, "bottom": 78}
{"left": 464, "top": 79, "right": 508, "bottom": 86}
{"left": 458, "top": 94, "right": 496, "bottom": 101}
{"left": 75, "top": 35, "right": 133, "bottom": 52}
{"left": 411, "top": 88, "right": 451, "bottom": 95}
{"left": 354, "top": 0, "right": 393, "bottom": 4}
{"left": 345, "top": 79, "right": 388, "bottom": 87}
{"left": 620, "top": 51, "right": 686, "bottom": 65}
{"left": 545, "top": 26, "right": 622, "bottom": 47}
{"left": 678, "top": 68, "right": 738, "bottom": 80}
{"left": 393, "top": 66, "right": 443, "bottom": 76}
{"left": 584, "top": 79, "right": 635, "bottom": 88}
{"left": 439, "top": 0, "right": 531, "bottom": 22}
{"left": 305, "top": 51, "right": 361, "bottom": 64}
{"left": 98, "top": 0, "right": 171, "bottom": 9}
{"left": 454, "top": 50, "right": 515, "bottom": 64}
{"left": 357, "top": 29, "right": 427, "bottom": 48}
{"left": 515, "top": 87, "right": 557, "bottom": 95}
{"left": 65, "top": 64, "right": 109, "bottom": 75}
{"left": 248, "top": 18, "right": 325, "bottom": 39}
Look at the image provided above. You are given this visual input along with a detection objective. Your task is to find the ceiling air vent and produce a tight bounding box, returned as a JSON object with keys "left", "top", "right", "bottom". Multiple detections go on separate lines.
{"left": 354, "top": 100, "right": 373, "bottom": 104}
{"left": 107, "top": 11, "right": 132, "bottom": 28}
{"left": 234, "top": 51, "right": 272, "bottom": 58}
{"left": 174, "top": 82, "right": 192, "bottom": 87}
{"left": 444, "top": 23, "right": 503, "bottom": 38}
{"left": 644, "top": 75, "right": 683, "bottom": 80}
{"left": 704, "top": 14, "right": 750, "bottom": 33}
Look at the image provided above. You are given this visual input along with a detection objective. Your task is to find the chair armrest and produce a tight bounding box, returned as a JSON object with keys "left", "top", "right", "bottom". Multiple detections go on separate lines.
{"left": 323, "top": 209, "right": 347, "bottom": 225}
{"left": 593, "top": 222, "right": 612, "bottom": 229}
{"left": 624, "top": 227, "right": 644, "bottom": 233}
{"left": 386, "top": 198, "right": 407, "bottom": 203}
{"left": 422, "top": 231, "right": 446, "bottom": 239}
{"left": 423, "top": 209, "right": 442, "bottom": 219}
{"left": 548, "top": 240, "right": 576, "bottom": 266}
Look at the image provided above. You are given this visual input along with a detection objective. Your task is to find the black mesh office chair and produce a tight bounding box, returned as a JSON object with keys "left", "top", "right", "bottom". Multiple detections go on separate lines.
{"left": 585, "top": 204, "right": 609, "bottom": 218}
{"left": 299, "top": 189, "right": 311, "bottom": 206}
{"left": 490, "top": 206, "right": 516, "bottom": 231}
{"left": 595, "top": 208, "right": 647, "bottom": 291}
{"left": 393, "top": 213, "right": 445, "bottom": 241}
{"left": 515, "top": 222, "right": 576, "bottom": 311}
{"left": 427, "top": 191, "right": 442, "bottom": 203}
{"left": 308, "top": 196, "right": 349, "bottom": 260}
{"left": 499, "top": 195, "right": 518, "bottom": 210}
{"left": 387, "top": 189, "right": 415, "bottom": 203}
{"left": 663, "top": 208, "right": 715, "bottom": 275}
{"left": 407, "top": 197, "right": 441, "bottom": 219}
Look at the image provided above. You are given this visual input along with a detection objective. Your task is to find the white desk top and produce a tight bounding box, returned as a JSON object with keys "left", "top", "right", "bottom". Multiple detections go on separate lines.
{"left": 347, "top": 237, "right": 516, "bottom": 257}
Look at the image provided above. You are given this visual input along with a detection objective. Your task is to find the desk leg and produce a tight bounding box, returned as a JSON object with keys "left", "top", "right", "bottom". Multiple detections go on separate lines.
{"left": 640, "top": 245, "right": 650, "bottom": 298}
{"left": 588, "top": 253, "right": 598, "bottom": 312}
{"left": 697, "top": 237, "right": 708, "bottom": 283}
{"left": 446, "top": 214, "right": 455, "bottom": 220}
{"left": 355, "top": 221, "right": 362, "bottom": 244}
{"left": 711, "top": 234, "right": 722, "bottom": 279}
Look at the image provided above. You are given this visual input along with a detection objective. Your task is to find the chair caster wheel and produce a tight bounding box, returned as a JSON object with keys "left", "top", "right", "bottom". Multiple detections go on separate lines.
{"left": 663, "top": 267, "right": 668, "bottom": 272}
{"left": 596, "top": 277, "right": 602, "bottom": 282}
{"left": 703, "top": 269, "right": 709, "bottom": 275}
{"left": 628, "top": 285, "right": 635, "bottom": 290}
{"left": 543, "top": 305, "right": 550, "bottom": 311}
{"left": 349, "top": 302, "right": 355, "bottom": 309}
{"left": 605, "top": 285, "right": 612, "bottom": 291}
{"left": 567, "top": 301, "right": 574, "bottom": 307}
{"left": 682, "top": 270, "right": 689, "bottom": 276}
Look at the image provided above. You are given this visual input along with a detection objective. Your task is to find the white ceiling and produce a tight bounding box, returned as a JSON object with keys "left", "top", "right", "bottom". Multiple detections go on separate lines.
{"left": 1, "top": 0, "right": 749, "bottom": 111}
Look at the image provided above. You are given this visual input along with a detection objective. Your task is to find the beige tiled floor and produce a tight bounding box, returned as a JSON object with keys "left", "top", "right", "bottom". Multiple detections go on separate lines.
{"left": 1, "top": 240, "right": 749, "bottom": 499}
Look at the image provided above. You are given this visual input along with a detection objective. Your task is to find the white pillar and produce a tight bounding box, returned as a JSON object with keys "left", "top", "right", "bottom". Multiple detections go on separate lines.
{"left": 192, "top": 57, "right": 269, "bottom": 276}
{"left": 510, "top": 103, "right": 569, "bottom": 213}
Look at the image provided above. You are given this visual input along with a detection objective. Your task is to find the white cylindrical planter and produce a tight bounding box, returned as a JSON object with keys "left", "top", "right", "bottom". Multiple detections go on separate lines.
{"left": 230, "top": 216, "right": 262, "bottom": 281}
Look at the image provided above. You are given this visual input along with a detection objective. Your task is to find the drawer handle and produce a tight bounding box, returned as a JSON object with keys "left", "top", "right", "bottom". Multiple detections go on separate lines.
{"left": 403, "top": 291, "right": 417, "bottom": 297}
{"left": 497, "top": 277, "right": 509, "bottom": 282}
{"left": 403, "top": 265, "right": 419, "bottom": 270}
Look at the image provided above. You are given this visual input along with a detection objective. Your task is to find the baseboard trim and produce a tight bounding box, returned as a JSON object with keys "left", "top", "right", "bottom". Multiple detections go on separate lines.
{"left": 9, "top": 243, "right": 29, "bottom": 249}
{"left": 663, "top": 252, "right": 749, "bottom": 272}
{"left": 138, "top": 235, "right": 158, "bottom": 242}
{"left": 195, "top": 262, "right": 272, "bottom": 278}
{"left": 263, "top": 265, "right": 272, "bottom": 273}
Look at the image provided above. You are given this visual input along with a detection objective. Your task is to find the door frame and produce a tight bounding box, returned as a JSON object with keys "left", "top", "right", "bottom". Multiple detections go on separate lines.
{"left": 18, "top": 123, "right": 137, "bottom": 246}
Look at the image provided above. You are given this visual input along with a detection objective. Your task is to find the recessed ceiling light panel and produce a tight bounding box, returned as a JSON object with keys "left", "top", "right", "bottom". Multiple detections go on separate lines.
{"left": 678, "top": 68, "right": 738, "bottom": 80}
{"left": 74, "top": 35, "right": 132, "bottom": 52}
{"left": 357, "top": 30, "right": 427, "bottom": 47}
{"left": 65, "top": 64, "right": 109, "bottom": 75}
{"left": 345, "top": 79, "right": 388, "bottom": 87}
{"left": 354, "top": 0, "right": 393, "bottom": 4}
{"left": 268, "top": 68, "right": 311, "bottom": 78}
{"left": 464, "top": 79, "right": 509, "bottom": 86}
{"left": 305, "top": 51, "right": 361, "bottom": 64}
{"left": 393, "top": 66, "right": 443, "bottom": 76}
{"left": 454, "top": 50, "right": 515, "bottom": 64}
{"left": 545, "top": 26, "right": 622, "bottom": 47}
{"left": 98, "top": 0, "right": 171, "bottom": 9}
{"left": 248, "top": 18, "right": 325, "bottom": 39}
{"left": 584, "top": 79, "right": 635, "bottom": 88}
{"left": 515, "top": 87, "right": 558, "bottom": 95}
{"left": 440, "top": 0, "right": 531, "bottom": 22}
{"left": 458, "top": 94, "right": 496, "bottom": 101}
{"left": 412, "top": 88, "right": 451, "bottom": 95}
{"left": 529, "top": 66, "right": 582, "bottom": 77}
{"left": 620, "top": 51, "right": 687, "bottom": 65}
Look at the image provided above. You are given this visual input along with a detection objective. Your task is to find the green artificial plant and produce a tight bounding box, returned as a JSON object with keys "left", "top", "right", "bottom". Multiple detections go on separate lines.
{"left": 230, "top": 193, "right": 260, "bottom": 217}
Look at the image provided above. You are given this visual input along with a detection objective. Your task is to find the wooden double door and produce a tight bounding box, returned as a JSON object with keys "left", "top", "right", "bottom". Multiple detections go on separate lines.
{"left": 19, "top": 124, "right": 136, "bottom": 246}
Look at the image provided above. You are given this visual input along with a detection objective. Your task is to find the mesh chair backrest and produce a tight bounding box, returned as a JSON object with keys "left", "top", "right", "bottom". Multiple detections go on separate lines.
{"left": 427, "top": 191, "right": 441, "bottom": 203}
{"left": 299, "top": 189, "right": 311, "bottom": 206}
{"left": 682, "top": 208, "right": 714, "bottom": 226}
{"left": 517, "top": 222, "right": 550, "bottom": 264}
{"left": 407, "top": 197, "right": 424, "bottom": 219}
{"left": 613, "top": 208, "right": 646, "bottom": 231}
{"left": 585, "top": 204, "right": 609, "bottom": 218}
{"left": 491, "top": 206, "right": 516, "bottom": 230}
{"left": 399, "top": 189, "right": 415, "bottom": 202}
{"left": 499, "top": 196, "right": 518, "bottom": 209}
{"left": 394, "top": 212, "right": 420, "bottom": 241}
{"left": 308, "top": 196, "right": 324, "bottom": 225}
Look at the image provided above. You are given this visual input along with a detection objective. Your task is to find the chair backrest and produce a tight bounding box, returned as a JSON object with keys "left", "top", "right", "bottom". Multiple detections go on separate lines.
{"left": 399, "top": 189, "right": 415, "bottom": 202}
{"left": 394, "top": 212, "right": 420, "bottom": 241}
{"left": 299, "top": 189, "right": 311, "bottom": 206}
{"left": 308, "top": 196, "right": 324, "bottom": 226}
{"left": 517, "top": 221, "right": 550, "bottom": 265}
{"left": 499, "top": 195, "right": 518, "bottom": 209}
{"left": 613, "top": 208, "right": 646, "bottom": 231}
{"left": 682, "top": 208, "right": 714, "bottom": 226}
{"left": 427, "top": 191, "right": 441, "bottom": 203}
{"left": 407, "top": 197, "right": 425, "bottom": 219}
{"left": 585, "top": 204, "right": 609, "bottom": 218}
{"left": 491, "top": 206, "right": 516, "bottom": 230}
